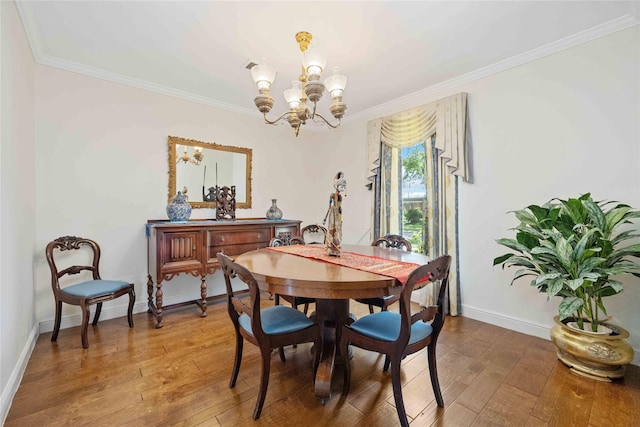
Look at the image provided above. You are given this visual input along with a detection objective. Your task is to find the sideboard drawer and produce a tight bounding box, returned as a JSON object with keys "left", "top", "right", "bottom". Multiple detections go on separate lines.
{"left": 207, "top": 228, "right": 271, "bottom": 258}
{"left": 209, "top": 242, "right": 270, "bottom": 259}
{"left": 207, "top": 229, "right": 270, "bottom": 246}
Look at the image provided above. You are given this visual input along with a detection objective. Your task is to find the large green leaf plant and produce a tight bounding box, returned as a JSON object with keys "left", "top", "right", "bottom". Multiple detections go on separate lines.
{"left": 494, "top": 194, "right": 640, "bottom": 332}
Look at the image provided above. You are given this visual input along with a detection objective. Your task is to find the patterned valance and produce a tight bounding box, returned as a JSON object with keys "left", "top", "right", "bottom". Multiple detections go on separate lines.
{"left": 366, "top": 93, "right": 469, "bottom": 186}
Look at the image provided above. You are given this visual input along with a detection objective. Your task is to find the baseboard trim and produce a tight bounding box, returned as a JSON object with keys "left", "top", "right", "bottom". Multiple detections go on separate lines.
{"left": 1, "top": 324, "right": 38, "bottom": 425}
{"left": 38, "top": 301, "right": 150, "bottom": 334}
{"left": 461, "top": 304, "right": 640, "bottom": 367}
{"left": 38, "top": 292, "right": 228, "bottom": 333}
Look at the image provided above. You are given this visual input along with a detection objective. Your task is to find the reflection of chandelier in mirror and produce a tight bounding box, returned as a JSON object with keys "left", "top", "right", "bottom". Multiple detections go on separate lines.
{"left": 177, "top": 145, "right": 204, "bottom": 165}
{"left": 249, "top": 31, "right": 347, "bottom": 137}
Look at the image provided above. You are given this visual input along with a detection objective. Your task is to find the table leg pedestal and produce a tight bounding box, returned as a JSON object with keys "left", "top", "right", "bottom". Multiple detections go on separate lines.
{"left": 314, "top": 298, "right": 350, "bottom": 403}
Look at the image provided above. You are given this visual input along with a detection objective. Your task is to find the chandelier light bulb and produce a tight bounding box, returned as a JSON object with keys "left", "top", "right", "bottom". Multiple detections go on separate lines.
{"left": 302, "top": 45, "right": 326, "bottom": 77}
{"left": 251, "top": 60, "right": 276, "bottom": 91}
{"left": 324, "top": 66, "right": 347, "bottom": 97}
{"left": 283, "top": 80, "right": 303, "bottom": 109}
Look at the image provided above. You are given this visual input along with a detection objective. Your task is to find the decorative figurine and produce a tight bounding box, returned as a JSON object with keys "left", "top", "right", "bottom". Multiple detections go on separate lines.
{"left": 204, "top": 185, "right": 236, "bottom": 220}
{"left": 217, "top": 185, "right": 236, "bottom": 220}
{"left": 323, "top": 172, "right": 346, "bottom": 257}
{"left": 203, "top": 185, "right": 215, "bottom": 202}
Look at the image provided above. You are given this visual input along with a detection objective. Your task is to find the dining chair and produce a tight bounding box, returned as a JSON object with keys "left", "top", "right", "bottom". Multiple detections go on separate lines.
{"left": 340, "top": 255, "right": 451, "bottom": 427}
{"left": 217, "top": 252, "right": 321, "bottom": 420}
{"left": 355, "top": 234, "right": 413, "bottom": 313}
{"left": 268, "top": 232, "right": 306, "bottom": 247}
{"left": 300, "top": 223, "right": 328, "bottom": 244}
{"left": 269, "top": 234, "right": 315, "bottom": 315}
{"left": 45, "top": 235, "right": 135, "bottom": 349}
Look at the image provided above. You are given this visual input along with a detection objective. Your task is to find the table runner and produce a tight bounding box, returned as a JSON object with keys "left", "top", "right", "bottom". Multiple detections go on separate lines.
{"left": 268, "top": 245, "right": 425, "bottom": 284}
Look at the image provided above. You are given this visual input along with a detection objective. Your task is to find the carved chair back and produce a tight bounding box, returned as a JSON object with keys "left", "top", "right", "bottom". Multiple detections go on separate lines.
{"left": 269, "top": 232, "right": 305, "bottom": 247}
{"left": 300, "top": 224, "right": 328, "bottom": 244}
{"left": 372, "top": 234, "right": 412, "bottom": 251}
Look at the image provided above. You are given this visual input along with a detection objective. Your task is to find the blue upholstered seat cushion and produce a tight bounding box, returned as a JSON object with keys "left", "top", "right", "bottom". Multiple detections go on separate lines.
{"left": 348, "top": 311, "right": 433, "bottom": 344}
{"left": 62, "top": 280, "right": 131, "bottom": 298}
{"left": 239, "top": 305, "right": 314, "bottom": 336}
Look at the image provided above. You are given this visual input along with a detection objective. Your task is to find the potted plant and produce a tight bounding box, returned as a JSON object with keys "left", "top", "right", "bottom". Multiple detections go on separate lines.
{"left": 493, "top": 193, "right": 640, "bottom": 380}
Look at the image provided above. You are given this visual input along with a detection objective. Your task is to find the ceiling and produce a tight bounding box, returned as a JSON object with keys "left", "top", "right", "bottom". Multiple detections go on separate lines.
{"left": 16, "top": 1, "right": 639, "bottom": 124}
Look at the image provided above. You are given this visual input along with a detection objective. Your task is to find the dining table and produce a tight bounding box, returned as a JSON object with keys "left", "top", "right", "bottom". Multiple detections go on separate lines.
{"left": 234, "top": 243, "right": 430, "bottom": 403}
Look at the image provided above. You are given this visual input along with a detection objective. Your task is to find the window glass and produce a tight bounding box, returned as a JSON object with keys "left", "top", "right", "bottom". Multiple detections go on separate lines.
{"left": 401, "top": 143, "right": 426, "bottom": 253}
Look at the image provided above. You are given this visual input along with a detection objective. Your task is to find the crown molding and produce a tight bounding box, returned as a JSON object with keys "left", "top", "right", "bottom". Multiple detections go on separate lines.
{"left": 15, "top": 1, "right": 43, "bottom": 61}
{"left": 15, "top": 1, "right": 257, "bottom": 116}
{"left": 348, "top": 14, "right": 640, "bottom": 122}
{"left": 15, "top": 3, "right": 639, "bottom": 124}
{"left": 38, "top": 54, "right": 258, "bottom": 116}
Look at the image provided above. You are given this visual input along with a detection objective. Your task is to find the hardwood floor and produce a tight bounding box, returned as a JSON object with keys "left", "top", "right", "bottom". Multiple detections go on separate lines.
{"left": 6, "top": 298, "right": 640, "bottom": 426}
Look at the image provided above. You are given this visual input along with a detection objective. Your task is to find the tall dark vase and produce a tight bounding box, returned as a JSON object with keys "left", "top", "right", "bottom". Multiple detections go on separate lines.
{"left": 266, "top": 199, "right": 283, "bottom": 220}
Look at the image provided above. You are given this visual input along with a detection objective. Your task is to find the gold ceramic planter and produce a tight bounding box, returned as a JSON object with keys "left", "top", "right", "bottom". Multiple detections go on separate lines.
{"left": 550, "top": 316, "right": 634, "bottom": 381}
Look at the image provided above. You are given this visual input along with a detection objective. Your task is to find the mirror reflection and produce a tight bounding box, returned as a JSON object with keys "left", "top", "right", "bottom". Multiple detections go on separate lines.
{"left": 168, "top": 136, "right": 252, "bottom": 209}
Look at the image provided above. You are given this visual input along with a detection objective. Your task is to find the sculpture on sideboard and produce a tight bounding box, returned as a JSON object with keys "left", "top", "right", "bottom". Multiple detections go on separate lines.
{"left": 204, "top": 185, "right": 236, "bottom": 220}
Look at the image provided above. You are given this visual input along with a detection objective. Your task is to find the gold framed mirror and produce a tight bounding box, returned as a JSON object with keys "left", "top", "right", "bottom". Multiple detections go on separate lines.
{"left": 168, "top": 136, "right": 252, "bottom": 209}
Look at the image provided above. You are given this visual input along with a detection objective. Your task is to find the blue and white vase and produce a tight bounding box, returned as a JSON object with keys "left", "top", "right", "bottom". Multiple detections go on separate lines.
{"left": 167, "top": 191, "right": 192, "bottom": 222}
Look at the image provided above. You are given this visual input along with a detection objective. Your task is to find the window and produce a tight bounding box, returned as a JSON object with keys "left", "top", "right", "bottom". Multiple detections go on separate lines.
{"left": 374, "top": 139, "right": 430, "bottom": 254}
{"left": 401, "top": 144, "right": 426, "bottom": 253}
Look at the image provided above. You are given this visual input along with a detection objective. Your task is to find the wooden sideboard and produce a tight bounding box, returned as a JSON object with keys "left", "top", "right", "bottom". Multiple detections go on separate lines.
{"left": 146, "top": 218, "right": 301, "bottom": 327}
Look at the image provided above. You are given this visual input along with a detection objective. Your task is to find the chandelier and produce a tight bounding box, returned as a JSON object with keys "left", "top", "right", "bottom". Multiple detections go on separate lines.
{"left": 250, "top": 31, "right": 347, "bottom": 136}
{"left": 177, "top": 145, "right": 204, "bottom": 166}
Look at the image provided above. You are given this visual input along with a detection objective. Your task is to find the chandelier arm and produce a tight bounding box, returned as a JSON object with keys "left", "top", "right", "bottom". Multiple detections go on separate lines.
{"left": 311, "top": 112, "right": 341, "bottom": 129}
{"left": 263, "top": 111, "right": 290, "bottom": 125}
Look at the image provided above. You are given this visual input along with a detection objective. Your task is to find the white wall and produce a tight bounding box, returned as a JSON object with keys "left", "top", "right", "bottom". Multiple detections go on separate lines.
{"left": 341, "top": 27, "right": 640, "bottom": 361}
{"left": 460, "top": 27, "right": 639, "bottom": 355}
{"left": 0, "top": 1, "right": 37, "bottom": 422}
{"left": 33, "top": 64, "right": 368, "bottom": 325}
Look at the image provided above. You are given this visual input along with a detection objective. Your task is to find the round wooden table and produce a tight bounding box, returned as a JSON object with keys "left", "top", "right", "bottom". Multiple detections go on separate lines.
{"left": 234, "top": 244, "right": 429, "bottom": 403}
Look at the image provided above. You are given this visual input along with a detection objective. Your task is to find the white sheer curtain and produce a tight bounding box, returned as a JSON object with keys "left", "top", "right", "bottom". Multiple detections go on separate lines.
{"left": 366, "top": 93, "right": 468, "bottom": 315}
